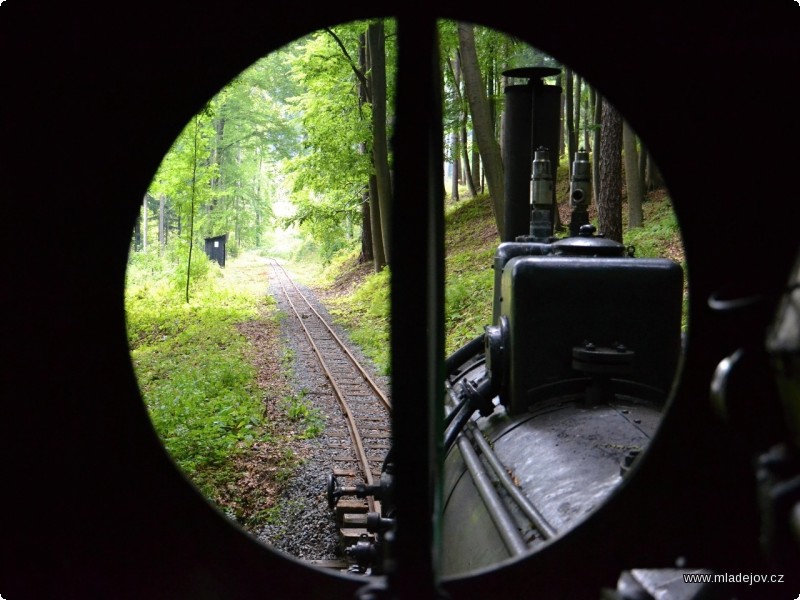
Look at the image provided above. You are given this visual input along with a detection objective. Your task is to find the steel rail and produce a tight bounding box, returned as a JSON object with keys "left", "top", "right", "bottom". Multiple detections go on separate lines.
{"left": 270, "top": 258, "right": 386, "bottom": 512}
{"left": 271, "top": 260, "right": 392, "bottom": 413}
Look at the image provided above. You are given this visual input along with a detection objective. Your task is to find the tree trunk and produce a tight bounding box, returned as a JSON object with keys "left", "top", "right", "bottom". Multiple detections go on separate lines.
{"left": 623, "top": 120, "right": 643, "bottom": 228}
{"left": 597, "top": 98, "right": 623, "bottom": 243}
{"left": 472, "top": 133, "right": 481, "bottom": 191}
{"left": 647, "top": 154, "right": 665, "bottom": 190}
{"left": 142, "top": 194, "right": 148, "bottom": 250}
{"left": 556, "top": 73, "right": 564, "bottom": 158}
{"left": 358, "top": 33, "right": 378, "bottom": 273}
{"left": 592, "top": 90, "right": 602, "bottom": 206}
{"left": 211, "top": 117, "right": 225, "bottom": 213}
{"left": 453, "top": 49, "right": 476, "bottom": 197}
{"left": 367, "top": 20, "right": 392, "bottom": 266}
{"left": 450, "top": 131, "right": 459, "bottom": 201}
{"left": 488, "top": 54, "right": 497, "bottom": 137}
{"left": 638, "top": 142, "right": 648, "bottom": 191}
{"left": 358, "top": 32, "right": 384, "bottom": 271}
{"left": 458, "top": 23, "right": 504, "bottom": 238}
{"left": 460, "top": 119, "right": 477, "bottom": 197}
{"left": 360, "top": 185, "right": 373, "bottom": 264}
{"left": 565, "top": 68, "right": 575, "bottom": 171}
{"left": 234, "top": 195, "right": 241, "bottom": 251}
{"left": 575, "top": 74, "right": 582, "bottom": 151}
{"left": 133, "top": 215, "right": 141, "bottom": 251}
{"left": 368, "top": 174, "right": 385, "bottom": 271}
{"left": 448, "top": 53, "right": 460, "bottom": 201}
{"left": 254, "top": 157, "right": 262, "bottom": 247}
{"left": 583, "top": 84, "right": 591, "bottom": 151}
{"left": 158, "top": 194, "right": 165, "bottom": 253}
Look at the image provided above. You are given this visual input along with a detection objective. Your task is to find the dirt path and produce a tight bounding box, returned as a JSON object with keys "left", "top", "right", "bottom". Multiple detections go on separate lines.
{"left": 214, "top": 253, "right": 358, "bottom": 562}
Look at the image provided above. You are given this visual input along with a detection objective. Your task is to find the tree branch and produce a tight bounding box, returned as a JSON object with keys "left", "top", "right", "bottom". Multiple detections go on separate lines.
{"left": 324, "top": 27, "right": 369, "bottom": 96}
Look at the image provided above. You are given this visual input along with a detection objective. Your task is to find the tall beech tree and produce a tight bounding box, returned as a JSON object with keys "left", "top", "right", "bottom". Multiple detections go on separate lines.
{"left": 591, "top": 89, "right": 602, "bottom": 205}
{"left": 457, "top": 22, "right": 505, "bottom": 238}
{"left": 367, "top": 20, "right": 393, "bottom": 268}
{"left": 446, "top": 49, "right": 477, "bottom": 198}
{"left": 623, "top": 120, "right": 643, "bottom": 228}
{"left": 597, "top": 97, "right": 623, "bottom": 243}
{"left": 357, "top": 33, "right": 378, "bottom": 268}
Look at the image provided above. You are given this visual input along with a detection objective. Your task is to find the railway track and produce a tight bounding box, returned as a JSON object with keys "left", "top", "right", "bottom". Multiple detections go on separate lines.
{"left": 268, "top": 259, "right": 392, "bottom": 569}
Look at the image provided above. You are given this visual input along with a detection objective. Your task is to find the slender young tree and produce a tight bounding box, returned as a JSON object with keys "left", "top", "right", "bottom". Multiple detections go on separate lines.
{"left": 583, "top": 84, "right": 592, "bottom": 151}
{"left": 472, "top": 132, "right": 481, "bottom": 192}
{"left": 638, "top": 140, "right": 648, "bottom": 191}
{"left": 450, "top": 131, "right": 460, "bottom": 201}
{"left": 158, "top": 194, "right": 166, "bottom": 253}
{"left": 360, "top": 183, "right": 373, "bottom": 264}
{"left": 458, "top": 72, "right": 477, "bottom": 196}
{"left": 557, "top": 72, "right": 565, "bottom": 158}
{"left": 142, "top": 194, "right": 149, "bottom": 250}
{"left": 186, "top": 115, "right": 199, "bottom": 303}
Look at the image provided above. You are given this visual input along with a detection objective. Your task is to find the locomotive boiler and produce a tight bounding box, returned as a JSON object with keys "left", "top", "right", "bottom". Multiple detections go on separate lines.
{"left": 328, "top": 66, "right": 684, "bottom": 577}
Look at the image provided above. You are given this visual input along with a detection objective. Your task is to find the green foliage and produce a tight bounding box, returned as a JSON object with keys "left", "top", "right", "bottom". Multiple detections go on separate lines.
{"left": 281, "top": 187, "right": 361, "bottom": 263}
{"left": 327, "top": 265, "right": 391, "bottom": 374}
{"left": 143, "top": 48, "right": 301, "bottom": 258}
{"left": 280, "top": 389, "right": 325, "bottom": 439}
{"left": 622, "top": 200, "right": 682, "bottom": 258}
{"left": 125, "top": 251, "right": 264, "bottom": 498}
{"left": 276, "top": 19, "right": 397, "bottom": 263}
{"left": 444, "top": 194, "right": 498, "bottom": 354}
{"left": 319, "top": 194, "right": 498, "bottom": 372}
{"left": 444, "top": 257, "right": 494, "bottom": 355}
{"left": 622, "top": 197, "right": 688, "bottom": 331}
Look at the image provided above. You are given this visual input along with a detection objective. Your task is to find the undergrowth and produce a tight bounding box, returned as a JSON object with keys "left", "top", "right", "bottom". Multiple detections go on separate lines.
{"left": 326, "top": 267, "right": 391, "bottom": 374}
{"left": 125, "top": 248, "right": 267, "bottom": 499}
{"left": 444, "top": 194, "right": 497, "bottom": 355}
{"left": 281, "top": 388, "right": 325, "bottom": 439}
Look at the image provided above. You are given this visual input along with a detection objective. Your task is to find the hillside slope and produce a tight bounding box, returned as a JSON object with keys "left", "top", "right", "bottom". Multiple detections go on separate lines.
{"left": 313, "top": 187, "right": 684, "bottom": 373}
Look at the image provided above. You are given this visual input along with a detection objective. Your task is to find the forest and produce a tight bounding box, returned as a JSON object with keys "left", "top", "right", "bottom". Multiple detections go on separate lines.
{"left": 129, "top": 19, "right": 665, "bottom": 276}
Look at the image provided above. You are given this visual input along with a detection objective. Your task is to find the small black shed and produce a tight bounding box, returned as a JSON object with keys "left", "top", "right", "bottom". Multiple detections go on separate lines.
{"left": 204, "top": 233, "right": 228, "bottom": 267}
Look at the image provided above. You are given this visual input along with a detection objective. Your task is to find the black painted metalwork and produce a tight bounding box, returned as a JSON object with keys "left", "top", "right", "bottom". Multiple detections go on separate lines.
{"left": 501, "top": 67, "right": 562, "bottom": 242}
{"left": 383, "top": 14, "right": 447, "bottom": 600}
